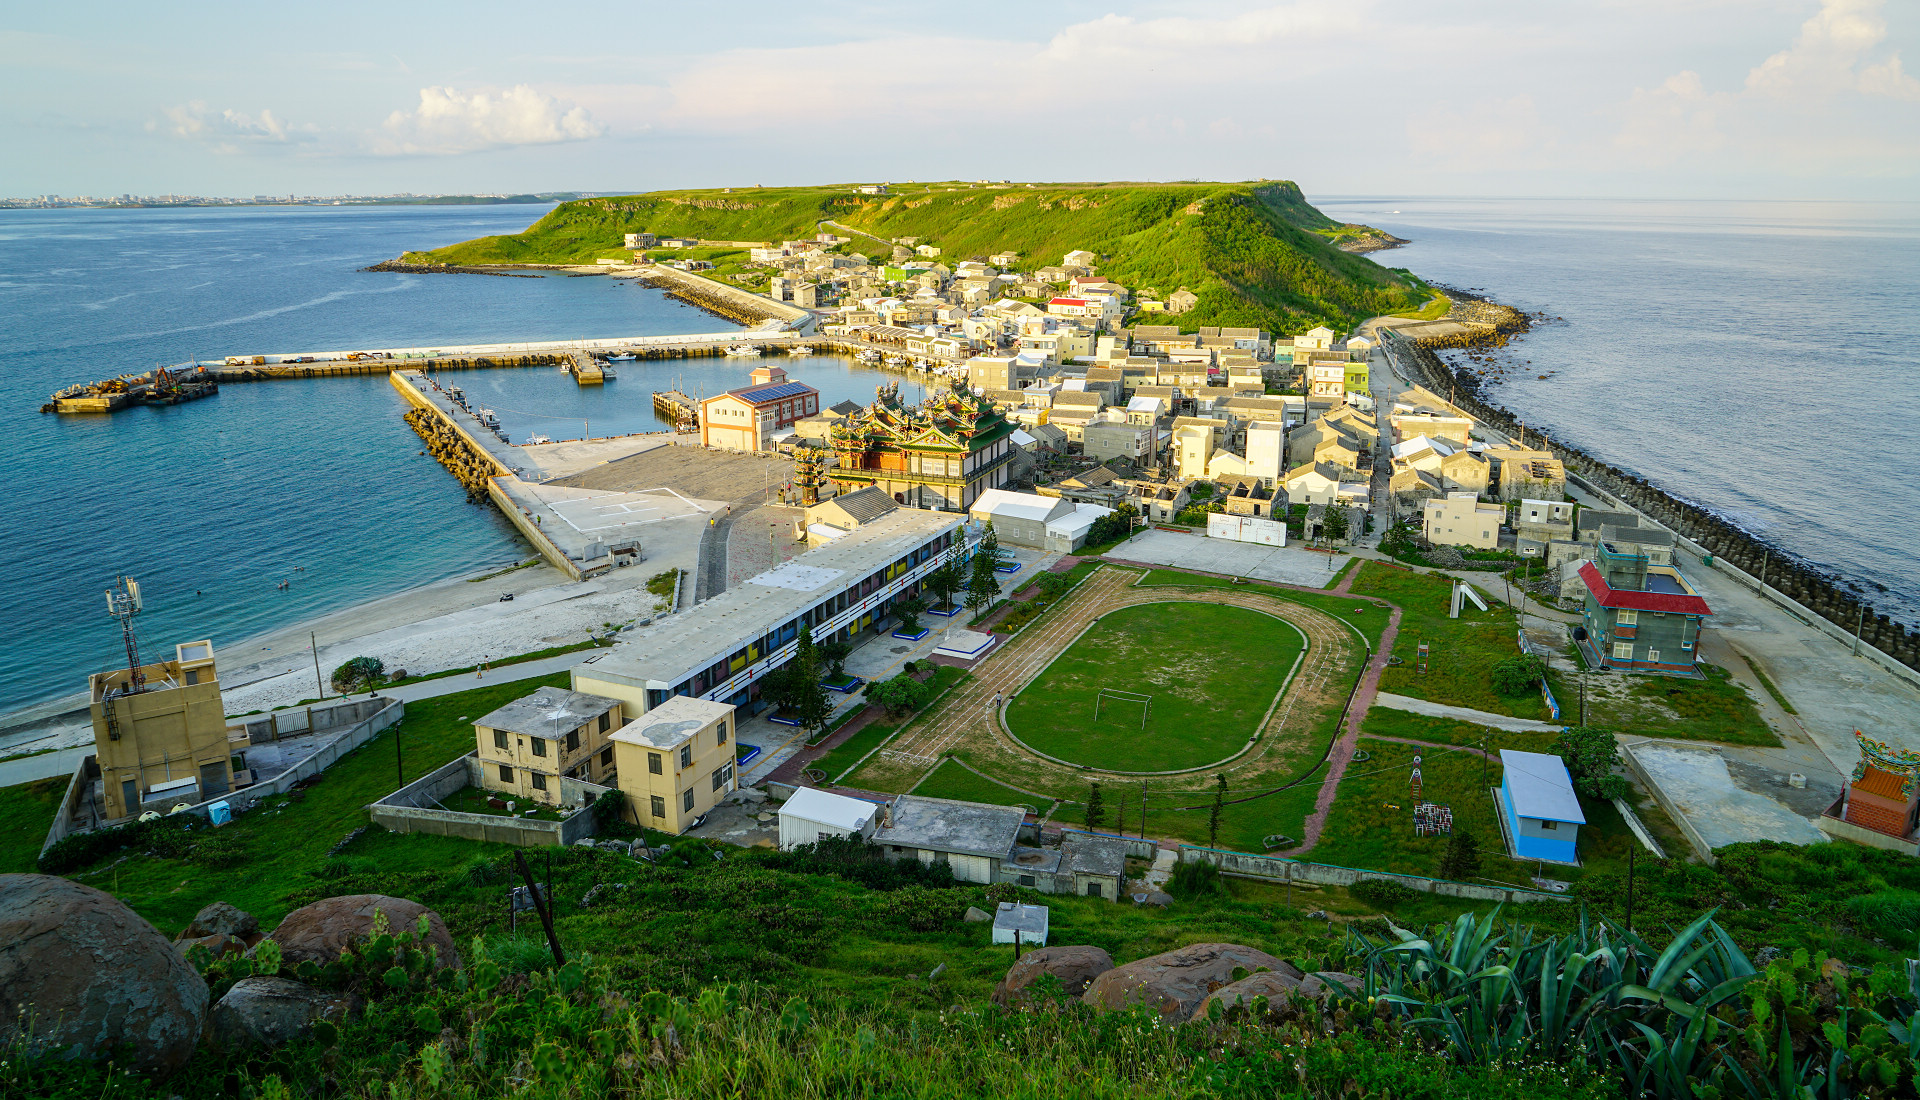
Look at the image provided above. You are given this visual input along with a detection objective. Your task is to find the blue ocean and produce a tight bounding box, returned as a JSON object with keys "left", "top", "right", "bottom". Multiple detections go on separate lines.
{"left": 0, "top": 204, "right": 921, "bottom": 714}
{"left": 1320, "top": 196, "right": 1920, "bottom": 623}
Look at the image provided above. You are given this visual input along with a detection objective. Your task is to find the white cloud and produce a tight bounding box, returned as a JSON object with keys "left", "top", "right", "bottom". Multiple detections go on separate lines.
{"left": 156, "top": 102, "right": 309, "bottom": 151}
{"left": 1744, "top": 0, "right": 1920, "bottom": 100}
{"left": 375, "top": 85, "right": 604, "bottom": 156}
{"left": 1407, "top": 96, "right": 1553, "bottom": 166}
{"left": 1614, "top": 71, "right": 1733, "bottom": 159}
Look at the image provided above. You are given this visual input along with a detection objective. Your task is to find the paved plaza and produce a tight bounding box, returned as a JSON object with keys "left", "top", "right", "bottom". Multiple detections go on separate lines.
{"left": 1112, "top": 529, "right": 1344, "bottom": 588}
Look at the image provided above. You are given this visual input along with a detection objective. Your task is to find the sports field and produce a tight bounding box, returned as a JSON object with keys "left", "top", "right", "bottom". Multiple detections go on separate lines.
{"left": 1002, "top": 601, "right": 1304, "bottom": 772}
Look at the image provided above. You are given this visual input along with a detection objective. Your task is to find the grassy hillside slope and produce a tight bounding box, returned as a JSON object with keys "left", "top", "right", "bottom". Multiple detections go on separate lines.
{"left": 406, "top": 181, "right": 1427, "bottom": 334}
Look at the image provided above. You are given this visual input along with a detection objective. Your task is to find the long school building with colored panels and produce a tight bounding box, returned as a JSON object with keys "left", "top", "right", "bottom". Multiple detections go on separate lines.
{"left": 572, "top": 508, "right": 966, "bottom": 716}
{"left": 827, "top": 383, "right": 1017, "bottom": 511}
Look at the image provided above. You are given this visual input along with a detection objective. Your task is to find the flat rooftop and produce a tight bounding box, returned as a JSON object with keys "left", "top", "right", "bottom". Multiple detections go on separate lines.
{"left": 577, "top": 508, "right": 960, "bottom": 690}
{"left": 610, "top": 694, "right": 732, "bottom": 750}
{"left": 475, "top": 687, "right": 621, "bottom": 740}
{"left": 875, "top": 794, "right": 1025, "bottom": 859}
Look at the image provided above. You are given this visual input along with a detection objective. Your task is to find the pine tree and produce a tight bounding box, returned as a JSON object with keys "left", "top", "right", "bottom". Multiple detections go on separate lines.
{"left": 1439, "top": 829, "right": 1482, "bottom": 881}
{"left": 1085, "top": 782, "right": 1105, "bottom": 830}
{"left": 789, "top": 625, "right": 834, "bottom": 736}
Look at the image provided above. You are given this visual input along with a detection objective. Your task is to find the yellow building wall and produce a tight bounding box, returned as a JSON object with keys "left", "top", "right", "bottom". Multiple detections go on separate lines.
{"left": 612, "top": 717, "right": 736, "bottom": 834}
{"left": 94, "top": 674, "right": 232, "bottom": 821}
{"left": 474, "top": 707, "right": 624, "bottom": 806}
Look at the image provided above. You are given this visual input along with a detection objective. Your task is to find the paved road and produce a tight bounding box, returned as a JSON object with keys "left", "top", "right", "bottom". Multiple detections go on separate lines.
{"left": 1371, "top": 692, "right": 1566, "bottom": 733}
{"left": 0, "top": 746, "right": 89, "bottom": 787}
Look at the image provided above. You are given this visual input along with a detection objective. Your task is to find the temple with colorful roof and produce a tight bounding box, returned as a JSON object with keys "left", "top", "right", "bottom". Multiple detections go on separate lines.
{"left": 825, "top": 383, "right": 1017, "bottom": 511}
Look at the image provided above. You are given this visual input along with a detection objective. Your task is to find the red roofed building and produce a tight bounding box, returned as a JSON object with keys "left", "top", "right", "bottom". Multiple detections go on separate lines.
{"left": 1574, "top": 538, "right": 1712, "bottom": 674}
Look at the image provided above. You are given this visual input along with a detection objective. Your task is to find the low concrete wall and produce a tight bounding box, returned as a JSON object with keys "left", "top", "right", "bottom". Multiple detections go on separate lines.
{"left": 367, "top": 753, "right": 602, "bottom": 847}
{"left": 1618, "top": 739, "right": 1719, "bottom": 865}
{"left": 1178, "top": 844, "right": 1570, "bottom": 904}
{"left": 231, "top": 696, "right": 392, "bottom": 744}
{"left": 39, "top": 754, "right": 101, "bottom": 855}
{"left": 1054, "top": 827, "right": 1159, "bottom": 862}
{"left": 1816, "top": 810, "right": 1920, "bottom": 855}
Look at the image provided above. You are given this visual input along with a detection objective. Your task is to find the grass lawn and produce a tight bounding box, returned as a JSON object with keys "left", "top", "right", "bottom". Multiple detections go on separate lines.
{"left": 0, "top": 775, "right": 66, "bottom": 873}
{"left": 1587, "top": 662, "right": 1778, "bottom": 746}
{"left": 816, "top": 667, "right": 969, "bottom": 782}
{"left": 437, "top": 783, "right": 569, "bottom": 821}
{"left": 1349, "top": 561, "right": 1547, "bottom": 720}
{"left": 909, "top": 759, "right": 1048, "bottom": 810}
{"left": 61, "top": 673, "right": 571, "bottom": 936}
{"left": 1004, "top": 602, "right": 1304, "bottom": 771}
{"left": 1133, "top": 568, "right": 1389, "bottom": 649}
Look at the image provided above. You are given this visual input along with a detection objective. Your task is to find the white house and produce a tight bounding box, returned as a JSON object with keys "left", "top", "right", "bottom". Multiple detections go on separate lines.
{"left": 970, "top": 488, "right": 1112, "bottom": 552}
{"left": 778, "top": 787, "right": 880, "bottom": 850}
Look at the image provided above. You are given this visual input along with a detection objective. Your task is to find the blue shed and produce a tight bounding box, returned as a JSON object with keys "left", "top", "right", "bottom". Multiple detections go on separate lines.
{"left": 1497, "top": 749, "right": 1585, "bottom": 864}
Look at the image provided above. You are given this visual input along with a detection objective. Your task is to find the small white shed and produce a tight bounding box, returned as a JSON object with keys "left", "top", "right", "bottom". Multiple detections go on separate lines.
{"left": 991, "top": 902, "right": 1049, "bottom": 946}
{"left": 778, "top": 787, "right": 880, "bottom": 850}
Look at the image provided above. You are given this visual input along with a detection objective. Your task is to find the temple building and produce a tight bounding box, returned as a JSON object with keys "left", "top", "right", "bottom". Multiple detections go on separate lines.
{"left": 826, "top": 384, "right": 1017, "bottom": 511}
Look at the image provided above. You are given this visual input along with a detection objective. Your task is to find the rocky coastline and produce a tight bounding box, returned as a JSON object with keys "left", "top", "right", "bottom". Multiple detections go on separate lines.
{"left": 361, "top": 260, "right": 538, "bottom": 278}
{"left": 1385, "top": 320, "right": 1920, "bottom": 673}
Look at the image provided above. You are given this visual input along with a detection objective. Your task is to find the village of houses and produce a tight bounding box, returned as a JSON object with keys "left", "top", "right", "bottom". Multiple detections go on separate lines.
{"left": 51, "top": 203, "right": 1920, "bottom": 935}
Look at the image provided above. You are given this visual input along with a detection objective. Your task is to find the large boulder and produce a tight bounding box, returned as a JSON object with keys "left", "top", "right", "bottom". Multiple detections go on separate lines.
{"left": 209, "top": 977, "right": 360, "bottom": 1050}
{"left": 180, "top": 901, "right": 259, "bottom": 941}
{"left": 176, "top": 933, "right": 249, "bottom": 961}
{"left": 1298, "top": 971, "right": 1362, "bottom": 999}
{"left": 0, "top": 874, "right": 208, "bottom": 1076}
{"left": 269, "top": 894, "right": 462, "bottom": 970}
{"left": 1083, "top": 943, "right": 1301, "bottom": 1020}
{"left": 1191, "top": 968, "right": 1303, "bottom": 1020}
{"left": 991, "top": 945, "right": 1115, "bottom": 1006}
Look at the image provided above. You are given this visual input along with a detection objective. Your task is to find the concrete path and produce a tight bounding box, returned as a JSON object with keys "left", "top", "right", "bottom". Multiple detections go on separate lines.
{"left": 1371, "top": 692, "right": 1566, "bottom": 733}
{"left": 1291, "top": 604, "right": 1402, "bottom": 856}
{"left": 0, "top": 746, "right": 89, "bottom": 787}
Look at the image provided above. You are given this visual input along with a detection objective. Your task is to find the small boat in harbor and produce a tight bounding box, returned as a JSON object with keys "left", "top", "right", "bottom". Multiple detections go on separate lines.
{"left": 476, "top": 407, "right": 501, "bottom": 428}
{"left": 883, "top": 355, "right": 906, "bottom": 366}
{"left": 912, "top": 358, "right": 930, "bottom": 370}
{"left": 724, "top": 345, "right": 759, "bottom": 357}
{"left": 528, "top": 434, "right": 552, "bottom": 445}
{"left": 854, "top": 349, "right": 881, "bottom": 362}
{"left": 607, "top": 352, "right": 636, "bottom": 362}
{"left": 786, "top": 345, "right": 813, "bottom": 356}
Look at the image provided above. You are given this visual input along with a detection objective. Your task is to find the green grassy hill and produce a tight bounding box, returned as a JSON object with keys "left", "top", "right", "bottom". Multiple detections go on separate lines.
{"left": 405, "top": 181, "right": 1428, "bottom": 334}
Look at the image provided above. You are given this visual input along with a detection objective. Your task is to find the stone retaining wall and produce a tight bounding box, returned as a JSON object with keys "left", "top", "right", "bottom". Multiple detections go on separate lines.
{"left": 1178, "top": 843, "right": 1570, "bottom": 904}
{"left": 367, "top": 753, "right": 606, "bottom": 848}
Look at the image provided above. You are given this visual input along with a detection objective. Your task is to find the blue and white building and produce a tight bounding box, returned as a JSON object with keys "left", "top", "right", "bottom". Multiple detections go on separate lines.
{"left": 1496, "top": 749, "right": 1585, "bottom": 864}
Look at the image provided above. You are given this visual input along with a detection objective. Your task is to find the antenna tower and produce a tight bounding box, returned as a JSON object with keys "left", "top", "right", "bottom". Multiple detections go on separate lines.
{"left": 105, "top": 576, "right": 146, "bottom": 693}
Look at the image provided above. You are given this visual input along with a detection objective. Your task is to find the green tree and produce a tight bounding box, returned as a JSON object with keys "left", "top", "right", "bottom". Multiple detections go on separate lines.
{"left": 1438, "top": 829, "right": 1482, "bottom": 881}
{"left": 1491, "top": 653, "right": 1548, "bottom": 695}
{"left": 866, "top": 673, "right": 933, "bottom": 718}
{"left": 1555, "top": 725, "right": 1630, "bottom": 801}
{"left": 787, "top": 626, "right": 835, "bottom": 736}
{"left": 818, "top": 637, "right": 854, "bottom": 683}
{"left": 330, "top": 656, "right": 385, "bottom": 696}
{"left": 964, "top": 566, "right": 1000, "bottom": 620}
{"left": 1086, "top": 503, "right": 1139, "bottom": 545}
{"left": 894, "top": 595, "right": 924, "bottom": 635}
{"left": 924, "top": 546, "right": 965, "bottom": 613}
{"left": 1323, "top": 504, "right": 1350, "bottom": 542}
{"left": 1208, "top": 773, "right": 1227, "bottom": 848}
{"left": 1084, "top": 782, "right": 1104, "bottom": 830}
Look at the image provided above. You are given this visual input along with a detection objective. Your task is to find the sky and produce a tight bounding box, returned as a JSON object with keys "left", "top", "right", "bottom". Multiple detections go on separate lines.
{"left": 3, "top": 0, "right": 1916, "bottom": 200}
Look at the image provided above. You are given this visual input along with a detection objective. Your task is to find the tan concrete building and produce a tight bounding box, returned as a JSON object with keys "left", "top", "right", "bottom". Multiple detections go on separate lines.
{"left": 92, "top": 640, "right": 237, "bottom": 820}
{"left": 1423, "top": 492, "right": 1506, "bottom": 550}
{"left": 699, "top": 367, "right": 821, "bottom": 452}
{"left": 474, "top": 688, "right": 626, "bottom": 806}
{"left": 609, "top": 695, "right": 737, "bottom": 833}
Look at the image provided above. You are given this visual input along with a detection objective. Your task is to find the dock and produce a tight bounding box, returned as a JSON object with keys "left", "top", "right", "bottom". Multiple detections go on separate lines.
{"left": 652, "top": 390, "right": 698, "bottom": 431}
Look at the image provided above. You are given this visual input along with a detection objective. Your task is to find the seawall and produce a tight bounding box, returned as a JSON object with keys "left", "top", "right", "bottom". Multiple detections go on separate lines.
{"left": 1383, "top": 328, "right": 1920, "bottom": 676}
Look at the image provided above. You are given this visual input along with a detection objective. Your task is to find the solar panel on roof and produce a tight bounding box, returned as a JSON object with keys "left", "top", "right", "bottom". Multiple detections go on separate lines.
{"left": 735, "top": 381, "right": 817, "bottom": 402}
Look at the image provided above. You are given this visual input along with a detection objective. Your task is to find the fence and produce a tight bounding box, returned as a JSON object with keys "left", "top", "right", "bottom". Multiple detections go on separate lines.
{"left": 230, "top": 696, "right": 393, "bottom": 743}
{"left": 41, "top": 696, "right": 407, "bottom": 855}
{"left": 39, "top": 754, "right": 102, "bottom": 855}
{"left": 368, "top": 753, "right": 607, "bottom": 848}
{"left": 1177, "top": 844, "right": 1570, "bottom": 904}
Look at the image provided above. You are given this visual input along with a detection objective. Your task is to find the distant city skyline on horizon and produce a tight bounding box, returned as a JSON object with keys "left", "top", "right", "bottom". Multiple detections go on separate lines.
{"left": 4, "top": 0, "right": 1916, "bottom": 201}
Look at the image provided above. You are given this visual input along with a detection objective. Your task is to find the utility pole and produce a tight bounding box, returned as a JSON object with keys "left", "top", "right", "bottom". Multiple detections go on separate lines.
{"left": 1625, "top": 846, "right": 1636, "bottom": 935}
{"left": 311, "top": 632, "right": 326, "bottom": 701}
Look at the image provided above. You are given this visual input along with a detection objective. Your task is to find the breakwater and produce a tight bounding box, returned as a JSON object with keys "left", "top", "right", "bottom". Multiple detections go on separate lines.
{"left": 362, "top": 260, "right": 539, "bottom": 278}
{"left": 1384, "top": 327, "right": 1920, "bottom": 674}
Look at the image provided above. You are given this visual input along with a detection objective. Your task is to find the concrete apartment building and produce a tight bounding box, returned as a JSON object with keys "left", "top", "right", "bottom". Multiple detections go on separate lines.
{"left": 1574, "top": 539, "right": 1713, "bottom": 675}
{"left": 573, "top": 508, "right": 964, "bottom": 717}
{"left": 609, "top": 695, "right": 737, "bottom": 834}
{"left": 91, "top": 640, "right": 235, "bottom": 820}
{"left": 1423, "top": 492, "right": 1506, "bottom": 549}
{"left": 969, "top": 488, "right": 1112, "bottom": 552}
{"left": 699, "top": 367, "right": 820, "bottom": 452}
{"left": 1082, "top": 420, "right": 1156, "bottom": 464}
{"left": 473, "top": 688, "right": 625, "bottom": 806}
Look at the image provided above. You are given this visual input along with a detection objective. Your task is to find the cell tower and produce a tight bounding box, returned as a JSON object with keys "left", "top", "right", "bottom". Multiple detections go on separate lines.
{"left": 105, "top": 576, "right": 145, "bottom": 692}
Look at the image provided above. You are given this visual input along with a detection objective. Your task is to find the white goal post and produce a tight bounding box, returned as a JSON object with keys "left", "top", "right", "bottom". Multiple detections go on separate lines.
{"left": 1094, "top": 687, "right": 1152, "bottom": 730}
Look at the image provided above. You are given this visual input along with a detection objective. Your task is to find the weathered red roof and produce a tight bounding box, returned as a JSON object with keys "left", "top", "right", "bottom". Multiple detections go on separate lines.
{"left": 1048, "top": 297, "right": 1091, "bottom": 307}
{"left": 1578, "top": 561, "right": 1713, "bottom": 616}
{"left": 1854, "top": 764, "right": 1909, "bottom": 801}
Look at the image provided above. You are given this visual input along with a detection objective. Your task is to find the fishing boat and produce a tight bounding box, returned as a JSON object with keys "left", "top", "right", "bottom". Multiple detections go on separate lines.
{"left": 883, "top": 355, "right": 906, "bottom": 366}
{"left": 476, "top": 407, "right": 501, "bottom": 428}
{"left": 854, "top": 349, "right": 881, "bottom": 362}
{"left": 607, "top": 352, "right": 636, "bottom": 362}
{"left": 912, "top": 358, "right": 930, "bottom": 370}
{"left": 528, "top": 434, "right": 552, "bottom": 445}
{"left": 786, "top": 345, "right": 813, "bottom": 356}
{"left": 724, "top": 345, "right": 760, "bottom": 357}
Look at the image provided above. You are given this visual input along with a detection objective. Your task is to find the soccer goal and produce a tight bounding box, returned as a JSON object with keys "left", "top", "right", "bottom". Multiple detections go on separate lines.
{"left": 1093, "top": 687, "right": 1153, "bottom": 730}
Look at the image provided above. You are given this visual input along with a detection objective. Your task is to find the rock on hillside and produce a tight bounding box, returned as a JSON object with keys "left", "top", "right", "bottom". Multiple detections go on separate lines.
{"left": 0, "top": 874, "right": 209, "bottom": 1076}
{"left": 1083, "top": 943, "right": 1300, "bottom": 1020}
{"left": 1191, "top": 969, "right": 1360, "bottom": 1020}
{"left": 270, "top": 894, "right": 462, "bottom": 971}
{"left": 991, "top": 945, "right": 1115, "bottom": 1006}
{"left": 210, "top": 977, "right": 361, "bottom": 1050}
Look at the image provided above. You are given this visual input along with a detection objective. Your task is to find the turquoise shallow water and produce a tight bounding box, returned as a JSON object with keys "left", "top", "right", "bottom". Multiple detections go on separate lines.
{"left": 0, "top": 204, "right": 919, "bottom": 713}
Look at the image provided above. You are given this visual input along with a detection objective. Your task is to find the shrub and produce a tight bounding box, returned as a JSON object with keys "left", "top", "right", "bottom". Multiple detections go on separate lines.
{"left": 330, "top": 656, "right": 386, "bottom": 695}
{"left": 1490, "top": 653, "right": 1546, "bottom": 695}
{"left": 1844, "top": 889, "right": 1920, "bottom": 934}
{"left": 1168, "top": 858, "right": 1226, "bottom": 899}
{"left": 1555, "top": 725, "right": 1630, "bottom": 801}
{"left": 867, "top": 673, "right": 934, "bottom": 717}
{"left": 1350, "top": 878, "right": 1418, "bottom": 908}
